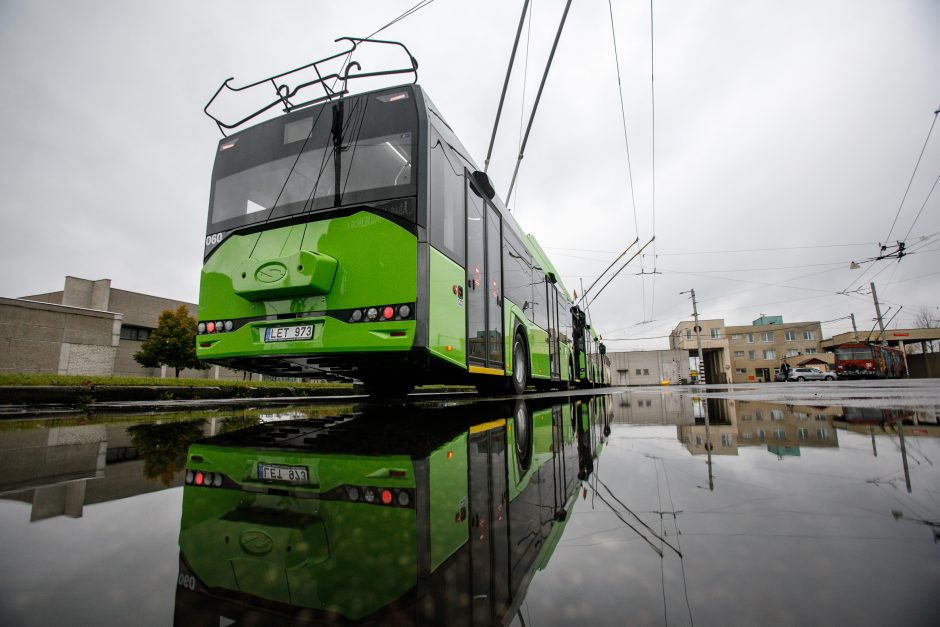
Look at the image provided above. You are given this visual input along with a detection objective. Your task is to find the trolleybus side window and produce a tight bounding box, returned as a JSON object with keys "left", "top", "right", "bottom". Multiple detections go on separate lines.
{"left": 429, "top": 127, "right": 465, "bottom": 264}
{"left": 503, "top": 231, "right": 533, "bottom": 323}
{"left": 532, "top": 270, "right": 548, "bottom": 330}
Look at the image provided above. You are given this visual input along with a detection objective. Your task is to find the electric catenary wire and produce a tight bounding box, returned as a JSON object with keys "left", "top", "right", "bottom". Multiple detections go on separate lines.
{"left": 884, "top": 105, "right": 939, "bottom": 243}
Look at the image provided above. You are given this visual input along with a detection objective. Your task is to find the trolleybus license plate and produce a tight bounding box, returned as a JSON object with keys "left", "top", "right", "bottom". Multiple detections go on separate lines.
{"left": 257, "top": 463, "right": 309, "bottom": 484}
{"left": 263, "top": 325, "right": 313, "bottom": 342}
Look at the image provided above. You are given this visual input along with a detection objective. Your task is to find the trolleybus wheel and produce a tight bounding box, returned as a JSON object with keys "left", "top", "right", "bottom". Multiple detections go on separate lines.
{"left": 513, "top": 399, "right": 533, "bottom": 472}
{"left": 512, "top": 333, "right": 528, "bottom": 395}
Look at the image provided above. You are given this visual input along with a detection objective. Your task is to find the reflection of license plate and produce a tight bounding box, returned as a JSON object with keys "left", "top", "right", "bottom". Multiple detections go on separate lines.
{"left": 263, "top": 325, "right": 313, "bottom": 342}
{"left": 257, "top": 463, "right": 309, "bottom": 484}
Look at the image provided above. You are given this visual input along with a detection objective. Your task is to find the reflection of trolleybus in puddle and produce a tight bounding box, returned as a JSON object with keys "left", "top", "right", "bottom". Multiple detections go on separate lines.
{"left": 174, "top": 396, "right": 611, "bottom": 625}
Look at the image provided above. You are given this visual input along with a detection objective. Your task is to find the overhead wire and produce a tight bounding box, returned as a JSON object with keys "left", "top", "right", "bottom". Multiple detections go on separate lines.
{"left": 648, "top": 0, "right": 658, "bottom": 324}
{"left": 884, "top": 105, "right": 939, "bottom": 243}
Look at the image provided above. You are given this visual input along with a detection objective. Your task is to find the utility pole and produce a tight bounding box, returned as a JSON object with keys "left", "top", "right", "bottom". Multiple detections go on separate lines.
{"left": 682, "top": 289, "right": 705, "bottom": 385}
{"left": 683, "top": 288, "right": 713, "bottom": 488}
{"left": 871, "top": 282, "right": 887, "bottom": 345}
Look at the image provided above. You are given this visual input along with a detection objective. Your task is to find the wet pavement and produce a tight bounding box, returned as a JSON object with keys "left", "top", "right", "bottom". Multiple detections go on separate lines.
{"left": 1, "top": 383, "right": 938, "bottom": 626}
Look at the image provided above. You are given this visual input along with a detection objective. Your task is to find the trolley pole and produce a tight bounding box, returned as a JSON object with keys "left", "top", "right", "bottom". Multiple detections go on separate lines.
{"left": 850, "top": 312, "right": 858, "bottom": 341}
{"left": 871, "top": 282, "right": 887, "bottom": 345}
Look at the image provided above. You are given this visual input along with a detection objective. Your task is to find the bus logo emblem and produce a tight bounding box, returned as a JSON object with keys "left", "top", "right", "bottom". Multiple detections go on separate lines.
{"left": 256, "top": 262, "right": 287, "bottom": 283}
{"left": 240, "top": 530, "right": 275, "bottom": 556}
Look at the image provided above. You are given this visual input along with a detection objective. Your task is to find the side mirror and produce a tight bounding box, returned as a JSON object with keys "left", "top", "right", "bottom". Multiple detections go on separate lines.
{"left": 471, "top": 171, "right": 496, "bottom": 200}
{"left": 599, "top": 343, "right": 607, "bottom": 355}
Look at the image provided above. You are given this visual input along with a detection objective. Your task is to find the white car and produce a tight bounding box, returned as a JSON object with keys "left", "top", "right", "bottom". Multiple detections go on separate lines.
{"left": 787, "top": 367, "right": 837, "bottom": 382}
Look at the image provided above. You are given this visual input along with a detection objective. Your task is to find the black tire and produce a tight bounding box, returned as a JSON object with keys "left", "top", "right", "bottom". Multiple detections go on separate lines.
{"left": 825, "top": 375, "right": 835, "bottom": 381}
{"left": 513, "top": 399, "right": 533, "bottom": 472}
{"left": 511, "top": 333, "right": 528, "bottom": 395}
{"left": 797, "top": 376, "right": 805, "bottom": 382}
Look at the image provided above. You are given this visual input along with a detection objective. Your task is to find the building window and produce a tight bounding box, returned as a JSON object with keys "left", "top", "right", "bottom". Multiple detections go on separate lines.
{"left": 686, "top": 329, "right": 692, "bottom": 340}
{"left": 746, "top": 333, "right": 754, "bottom": 344}
{"left": 735, "top": 368, "right": 747, "bottom": 375}
{"left": 741, "top": 432, "right": 753, "bottom": 440}
{"left": 771, "top": 410, "right": 784, "bottom": 420}
{"left": 798, "top": 428, "right": 810, "bottom": 440}
{"left": 760, "top": 331, "right": 774, "bottom": 343}
{"left": 803, "top": 330, "right": 815, "bottom": 340}
{"left": 785, "top": 348, "right": 799, "bottom": 358}
{"left": 731, "top": 334, "right": 742, "bottom": 340}
{"left": 741, "top": 414, "right": 752, "bottom": 421}
{"left": 695, "top": 435, "right": 703, "bottom": 446}
{"left": 635, "top": 369, "right": 642, "bottom": 375}
{"left": 805, "top": 348, "right": 817, "bottom": 354}
{"left": 710, "top": 328, "right": 721, "bottom": 339}
{"left": 785, "top": 331, "right": 796, "bottom": 341}
{"left": 120, "top": 325, "right": 152, "bottom": 341}
{"left": 816, "top": 428, "right": 829, "bottom": 439}
{"left": 721, "top": 434, "right": 734, "bottom": 447}
{"left": 748, "top": 351, "right": 756, "bottom": 361}
{"left": 763, "top": 349, "right": 777, "bottom": 360}
{"left": 755, "top": 411, "right": 764, "bottom": 421}
{"left": 757, "top": 429, "right": 766, "bottom": 440}
{"left": 734, "top": 350, "right": 746, "bottom": 358}
{"left": 772, "top": 428, "right": 786, "bottom": 440}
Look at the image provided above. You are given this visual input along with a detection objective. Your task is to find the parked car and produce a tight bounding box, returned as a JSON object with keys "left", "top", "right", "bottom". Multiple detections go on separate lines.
{"left": 773, "top": 370, "right": 787, "bottom": 382}
{"left": 788, "top": 367, "right": 837, "bottom": 382}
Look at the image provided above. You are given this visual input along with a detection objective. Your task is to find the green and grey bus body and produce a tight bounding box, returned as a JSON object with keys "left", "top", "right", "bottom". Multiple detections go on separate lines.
{"left": 196, "top": 83, "right": 603, "bottom": 391}
{"left": 174, "top": 396, "right": 611, "bottom": 624}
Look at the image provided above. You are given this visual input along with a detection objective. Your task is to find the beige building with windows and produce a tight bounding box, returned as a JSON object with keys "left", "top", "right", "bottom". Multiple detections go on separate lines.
{"left": 1, "top": 276, "right": 249, "bottom": 380}
{"left": 671, "top": 315, "right": 824, "bottom": 383}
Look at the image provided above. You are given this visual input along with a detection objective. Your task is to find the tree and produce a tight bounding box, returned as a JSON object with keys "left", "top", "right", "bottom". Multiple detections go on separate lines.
{"left": 914, "top": 306, "right": 939, "bottom": 329}
{"left": 134, "top": 305, "right": 208, "bottom": 377}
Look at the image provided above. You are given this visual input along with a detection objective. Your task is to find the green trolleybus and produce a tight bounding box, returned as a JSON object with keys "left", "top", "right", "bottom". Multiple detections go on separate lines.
{"left": 174, "top": 396, "right": 611, "bottom": 624}
{"left": 196, "top": 43, "right": 605, "bottom": 395}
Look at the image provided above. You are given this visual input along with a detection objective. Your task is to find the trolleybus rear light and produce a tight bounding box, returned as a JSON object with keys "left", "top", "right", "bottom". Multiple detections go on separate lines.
{"left": 206, "top": 322, "right": 215, "bottom": 333}
{"left": 366, "top": 308, "right": 378, "bottom": 321}
{"left": 381, "top": 489, "right": 393, "bottom": 505}
{"left": 223, "top": 320, "right": 233, "bottom": 332}
{"left": 363, "top": 488, "right": 376, "bottom": 503}
{"left": 398, "top": 305, "right": 411, "bottom": 318}
{"left": 197, "top": 323, "right": 206, "bottom": 334}
{"left": 186, "top": 469, "right": 228, "bottom": 488}
{"left": 382, "top": 306, "right": 394, "bottom": 320}
{"left": 350, "top": 309, "right": 363, "bottom": 323}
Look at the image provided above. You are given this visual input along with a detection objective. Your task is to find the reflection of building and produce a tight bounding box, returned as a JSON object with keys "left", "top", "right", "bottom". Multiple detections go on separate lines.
{"left": 608, "top": 391, "right": 695, "bottom": 425}
{"left": 0, "top": 418, "right": 229, "bottom": 521}
{"left": 734, "top": 401, "right": 840, "bottom": 451}
{"left": 679, "top": 398, "right": 740, "bottom": 456}
{"left": 606, "top": 350, "right": 691, "bottom": 386}
{"left": 671, "top": 316, "right": 824, "bottom": 383}
{"left": 1, "top": 276, "right": 248, "bottom": 379}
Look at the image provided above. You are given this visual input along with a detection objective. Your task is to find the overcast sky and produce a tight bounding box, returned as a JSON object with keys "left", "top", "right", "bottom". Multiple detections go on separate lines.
{"left": 1, "top": 0, "right": 938, "bottom": 350}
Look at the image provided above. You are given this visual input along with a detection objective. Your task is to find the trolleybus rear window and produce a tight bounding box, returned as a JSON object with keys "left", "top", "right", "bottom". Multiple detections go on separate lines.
{"left": 207, "top": 88, "right": 418, "bottom": 232}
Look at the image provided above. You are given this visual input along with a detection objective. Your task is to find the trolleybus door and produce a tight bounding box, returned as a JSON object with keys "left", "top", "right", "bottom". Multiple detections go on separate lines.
{"left": 548, "top": 282, "right": 560, "bottom": 379}
{"left": 466, "top": 177, "right": 503, "bottom": 371}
